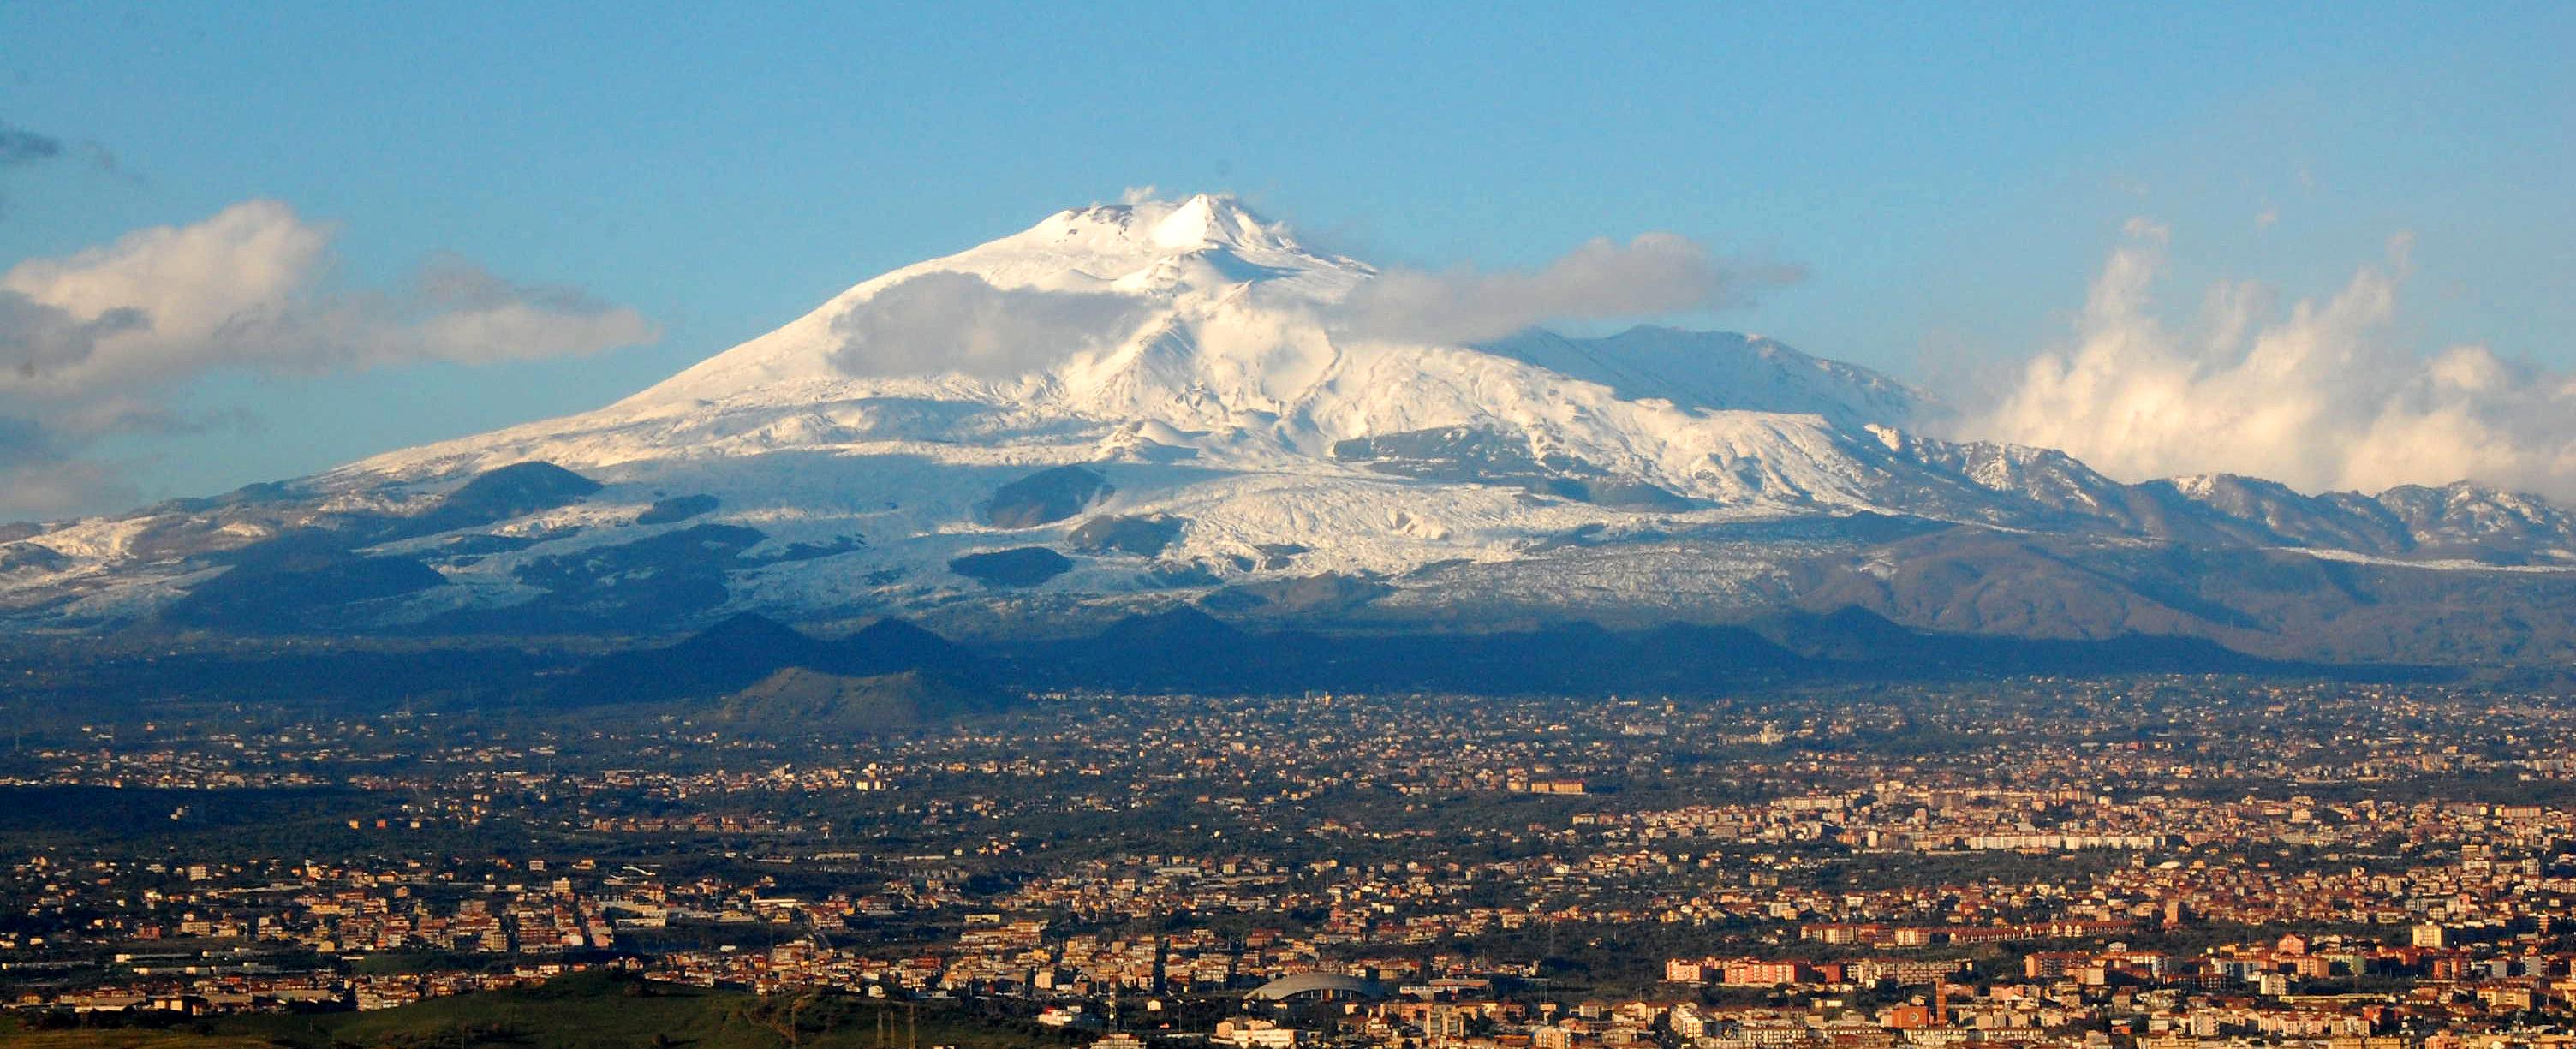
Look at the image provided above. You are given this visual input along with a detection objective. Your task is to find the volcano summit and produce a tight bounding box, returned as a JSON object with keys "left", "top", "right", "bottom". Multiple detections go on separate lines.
{"left": 5, "top": 194, "right": 2572, "bottom": 665}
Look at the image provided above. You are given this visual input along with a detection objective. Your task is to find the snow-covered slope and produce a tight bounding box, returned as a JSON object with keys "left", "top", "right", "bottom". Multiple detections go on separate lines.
{"left": 337, "top": 195, "right": 1927, "bottom": 489}
{"left": 3, "top": 193, "right": 2571, "bottom": 639}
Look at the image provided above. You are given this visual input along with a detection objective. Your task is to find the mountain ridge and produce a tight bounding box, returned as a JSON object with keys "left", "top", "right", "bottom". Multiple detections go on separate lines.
{"left": 1, "top": 193, "right": 2570, "bottom": 666}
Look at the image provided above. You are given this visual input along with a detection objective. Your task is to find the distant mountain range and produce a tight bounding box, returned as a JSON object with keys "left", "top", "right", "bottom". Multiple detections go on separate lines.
{"left": 534, "top": 605, "right": 2388, "bottom": 730}
{"left": 3, "top": 194, "right": 2570, "bottom": 667}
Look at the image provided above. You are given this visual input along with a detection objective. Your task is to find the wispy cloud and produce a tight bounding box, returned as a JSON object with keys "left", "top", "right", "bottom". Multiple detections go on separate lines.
{"left": 0, "top": 120, "right": 139, "bottom": 221}
{"left": 1327, "top": 233, "right": 1801, "bottom": 346}
{"left": 0, "top": 119, "right": 68, "bottom": 221}
{"left": 1964, "top": 220, "right": 2576, "bottom": 499}
{"left": 0, "top": 122, "right": 64, "bottom": 168}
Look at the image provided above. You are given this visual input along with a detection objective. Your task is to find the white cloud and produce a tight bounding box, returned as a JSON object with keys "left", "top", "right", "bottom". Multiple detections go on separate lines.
{"left": 1965, "top": 221, "right": 2576, "bottom": 499}
{"left": 0, "top": 200, "right": 656, "bottom": 390}
{"left": 0, "top": 200, "right": 659, "bottom": 518}
{"left": 821, "top": 228, "right": 1801, "bottom": 380}
{"left": 829, "top": 271, "right": 1152, "bottom": 380}
{"left": 1328, "top": 233, "right": 1799, "bottom": 346}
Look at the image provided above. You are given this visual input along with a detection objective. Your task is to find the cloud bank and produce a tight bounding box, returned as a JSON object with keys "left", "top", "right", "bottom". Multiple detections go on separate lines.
{"left": 0, "top": 200, "right": 659, "bottom": 518}
{"left": 1330, "top": 233, "right": 1801, "bottom": 346}
{"left": 2, "top": 200, "right": 656, "bottom": 387}
{"left": 1968, "top": 221, "right": 2576, "bottom": 499}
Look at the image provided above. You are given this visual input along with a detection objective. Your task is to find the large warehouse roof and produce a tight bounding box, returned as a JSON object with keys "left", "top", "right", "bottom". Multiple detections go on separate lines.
{"left": 1246, "top": 973, "right": 1389, "bottom": 1001}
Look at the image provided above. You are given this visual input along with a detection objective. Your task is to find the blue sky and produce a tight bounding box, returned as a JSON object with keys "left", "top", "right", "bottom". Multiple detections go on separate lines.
{"left": 1, "top": 2, "right": 2570, "bottom": 513}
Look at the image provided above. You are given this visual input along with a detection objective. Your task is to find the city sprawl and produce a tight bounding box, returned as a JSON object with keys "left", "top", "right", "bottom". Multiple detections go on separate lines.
{"left": 5, "top": 677, "right": 2576, "bottom": 1048}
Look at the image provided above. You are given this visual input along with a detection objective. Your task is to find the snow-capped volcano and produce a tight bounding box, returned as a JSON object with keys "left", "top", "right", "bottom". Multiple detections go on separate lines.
{"left": 4, "top": 194, "right": 2573, "bottom": 661}
{"left": 345, "top": 194, "right": 1926, "bottom": 486}
{"left": 632, "top": 194, "right": 1373, "bottom": 405}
